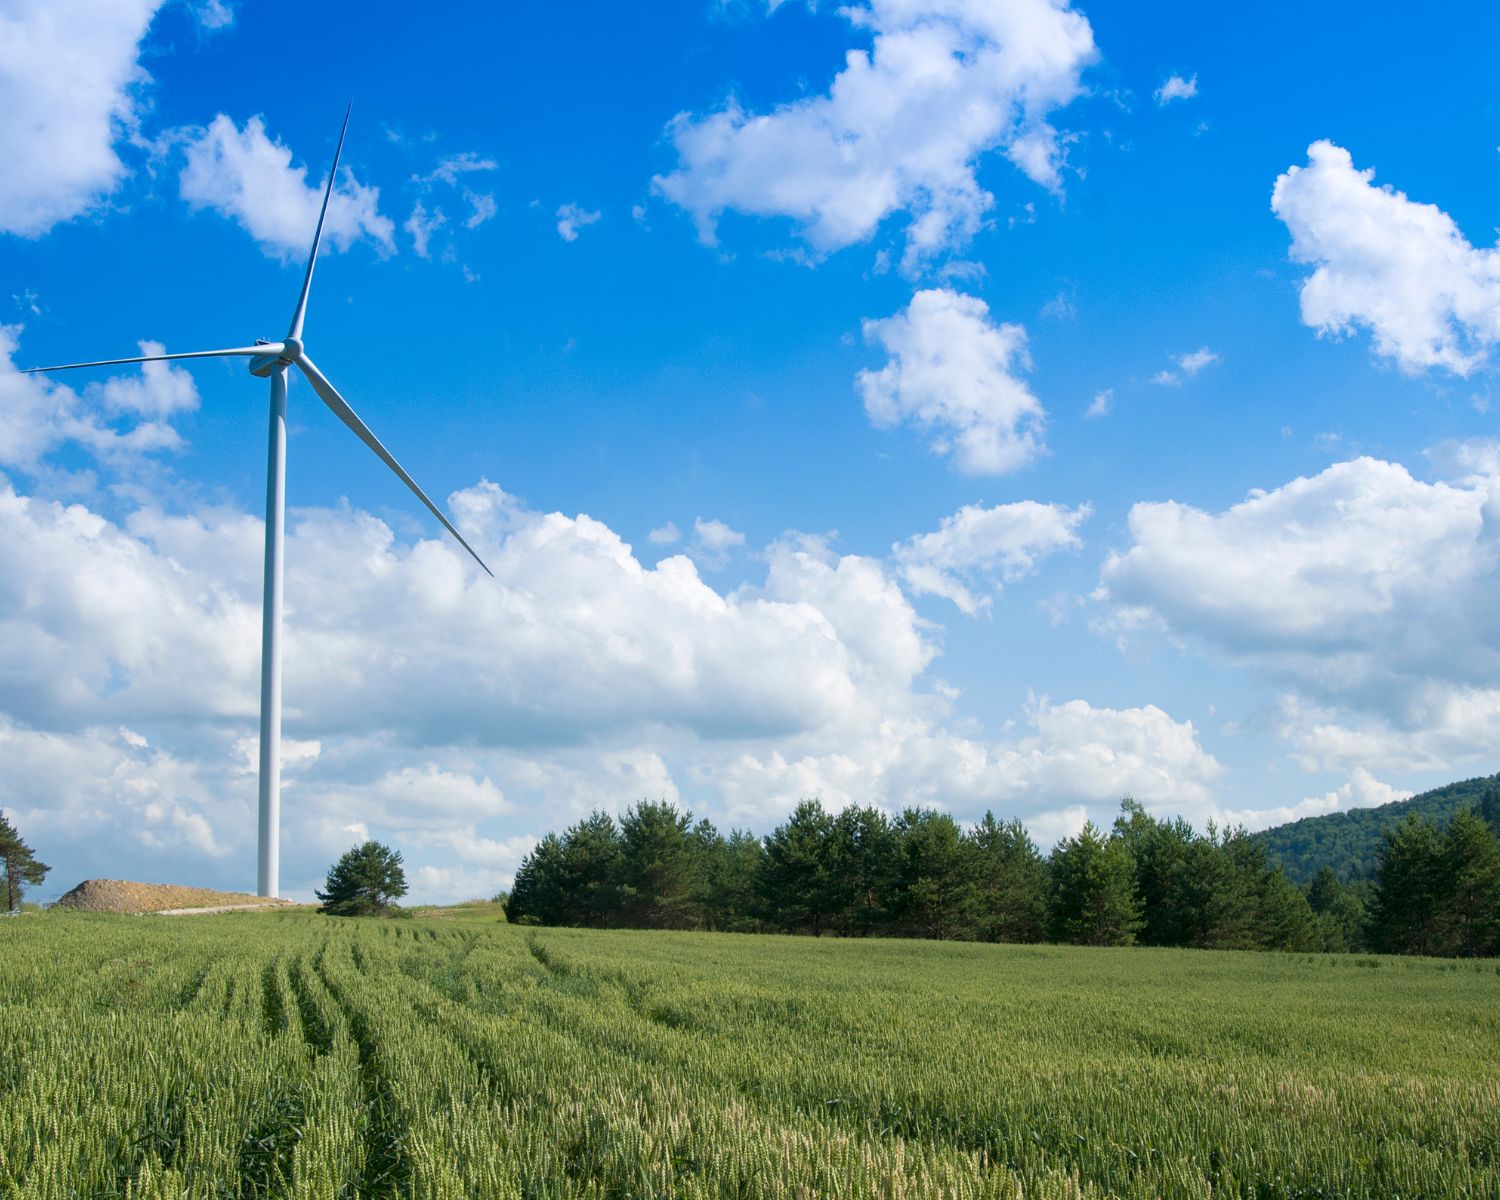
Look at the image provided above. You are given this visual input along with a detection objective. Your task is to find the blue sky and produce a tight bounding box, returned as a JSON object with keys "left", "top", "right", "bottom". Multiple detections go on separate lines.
{"left": 3, "top": 0, "right": 1499, "bottom": 902}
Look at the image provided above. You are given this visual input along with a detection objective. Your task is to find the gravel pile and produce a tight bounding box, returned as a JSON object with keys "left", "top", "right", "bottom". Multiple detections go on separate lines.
{"left": 54, "top": 879, "right": 298, "bottom": 915}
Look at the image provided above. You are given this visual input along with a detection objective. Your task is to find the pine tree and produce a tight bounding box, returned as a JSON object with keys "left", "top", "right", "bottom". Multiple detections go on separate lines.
{"left": 699, "top": 827, "right": 763, "bottom": 932}
{"left": 558, "top": 813, "right": 623, "bottom": 927}
{"left": 1306, "top": 866, "right": 1343, "bottom": 914}
{"left": 757, "top": 800, "right": 835, "bottom": 935}
{"left": 1370, "top": 815, "right": 1444, "bottom": 955}
{"left": 1181, "top": 830, "right": 1260, "bottom": 949}
{"left": 971, "top": 812, "right": 1048, "bottom": 943}
{"left": 893, "top": 809, "right": 981, "bottom": 941}
{"left": 618, "top": 801, "right": 702, "bottom": 929}
{"left": 1111, "top": 801, "right": 1237, "bottom": 946}
{"left": 826, "top": 806, "right": 898, "bottom": 937}
{"left": 1306, "top": 867, "right": 1368, "bottom": 953}
{"left": 1252, "top": 862, "right": 1319, "bottom": 951}
{"left": 316, "top": 841, "right": 408, "bottom": 917}
{"left": 1048, "top": 822, "right": 1142, "bottom": 946}
{"left": 506, "top": 833, "right": 568, "bottom": 924}
{"left": 1479, "top": 785, "right": 1500, "bottom": 837}
{"left": 1214, "top": 831, "right": 1315, "bottom": 951}
{"left": 1439, "top": 809, "right": 1500, "bottom": 957}
{"left": 0, "top": 811, "right": 49, "bottom": 914}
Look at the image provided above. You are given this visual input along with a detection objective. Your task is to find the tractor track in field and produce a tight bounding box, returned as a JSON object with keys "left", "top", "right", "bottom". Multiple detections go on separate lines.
{"left": 286, "top": 958, "right": 335, "bottom": 1057}
{"left": 316, "top": 956, "right": 412, "bottom": 1199}
{"left": 260, "top": 958, "right": 288, "bottom": 1037}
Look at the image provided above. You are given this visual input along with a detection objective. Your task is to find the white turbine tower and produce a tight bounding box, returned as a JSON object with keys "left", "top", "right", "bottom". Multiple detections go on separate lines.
{"left": 23, "top": 110, "right": 491, "bottom": 899}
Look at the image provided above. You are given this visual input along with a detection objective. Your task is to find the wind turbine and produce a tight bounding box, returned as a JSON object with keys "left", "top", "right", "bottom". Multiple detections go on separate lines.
{"left": 23, "top": 109, "right": 491, "bottom": 898}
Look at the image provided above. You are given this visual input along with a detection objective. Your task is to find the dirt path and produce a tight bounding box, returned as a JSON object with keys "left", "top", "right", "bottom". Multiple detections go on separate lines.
{"left": 153, "top": 903, "right": 306, "bottom": 916}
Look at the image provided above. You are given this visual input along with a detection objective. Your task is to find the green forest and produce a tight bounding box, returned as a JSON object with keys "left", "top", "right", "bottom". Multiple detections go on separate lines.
{"left": 506, "top": 791, "right": 1500, "bottom": 957}
{"left": 1249, "top": 773, "right": 1500, "bottom": 881}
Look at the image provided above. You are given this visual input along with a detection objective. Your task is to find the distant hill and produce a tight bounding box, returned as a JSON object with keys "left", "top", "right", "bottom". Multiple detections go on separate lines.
{"left": 1250, "top": 773, "right": 1500, "bottom": 883}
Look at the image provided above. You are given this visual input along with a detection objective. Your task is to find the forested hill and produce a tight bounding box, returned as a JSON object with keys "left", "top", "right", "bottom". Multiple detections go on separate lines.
{"left": 1250, "top": 773, "right": 1500, "bottom": 883}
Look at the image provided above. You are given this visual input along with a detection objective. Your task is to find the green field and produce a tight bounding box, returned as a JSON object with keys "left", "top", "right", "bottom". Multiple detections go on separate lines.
{"left": 2, "top": 909, "right": 1497, "bottom": 1198}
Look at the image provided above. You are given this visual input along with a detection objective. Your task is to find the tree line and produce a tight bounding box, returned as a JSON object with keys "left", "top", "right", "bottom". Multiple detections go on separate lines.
{"left": 506, "top": 795, "right": 1499, "bottom": 955}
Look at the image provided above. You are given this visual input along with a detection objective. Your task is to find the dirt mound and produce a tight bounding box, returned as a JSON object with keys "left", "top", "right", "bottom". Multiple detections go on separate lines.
{"left": 54, "top": 879, "right": 298, "bottom": 915}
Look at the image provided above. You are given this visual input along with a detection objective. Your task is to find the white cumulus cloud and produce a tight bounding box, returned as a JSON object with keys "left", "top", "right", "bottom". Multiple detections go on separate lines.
{"left": 653, "top": 0, "right": 1096, "bottom": 266}
{"left": 858, "top": 288, "right": 1045, "bottom": 474}
{"left": 0, "top": 720, "right": 228, "bottom": 862}
{"left": 179, "top": 114, "right": 395, "bottom": 262}
{"left": 0, "top": 328, "right": 195, "bottom": 468}
{"left": 84, "top": 341, "right": 199, "bottom": 419}
{"left": 1272, "top": 141, "right": 1500, "bottom": 375}
{"left": 710, "top": 695, "right": 1222, "bottom": 832}
{"left": 0, "top": 462, "right": 1224, "bottom": 898}
{"left": 0, "top": 0, "right": 164, "bottom": 237}
{"left": 1099, "top": 451, "right": 1500, "bottom": 771}
{"left": 1275, "top": 687, "right": 1500, "bottom": 774}
{"left": 1100, "top": 456, "right": 1500, "bottom": 686}
{"left": 893, "top": 500, "right": 1090, "bottom": 615}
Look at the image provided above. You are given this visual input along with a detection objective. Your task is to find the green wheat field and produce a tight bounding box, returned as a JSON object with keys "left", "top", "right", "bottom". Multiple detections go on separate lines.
{"left": 3, "top": 908, "right": 1498, "bottom": 1199}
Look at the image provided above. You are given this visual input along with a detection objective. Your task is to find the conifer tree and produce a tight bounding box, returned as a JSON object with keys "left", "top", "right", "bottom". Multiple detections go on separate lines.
{"left": 558, "top": 812, "right": 624, "bottom": 927}
{"left": 1048, "top": 822, "right": 1142, "bottom": 946}
{"left": 1112, "top": 801, "right": 1234, "bottom": 946}
{"left": 1370, "top": 815, "right": 1444, "bottom": 955}
{"left": 700, "top": 827, "right": 763, "bottom": 932}
{"left": 1440, "top": 809, "right": 1500, "bottom": 957}
{"left": 1183, "top": 829, "right": 1261, "bottom": 948}
{"left": 618, "top": 801, "right": 702, "bottom": 929}
{"left": 757, "top": 800, "right": 834, "bottom": 935}
{"left": 827, "top": 805, "right": 898, "bottom": 937}
{"left": 971, "top": 812, "right": 1048, "bottom": 943}
{"left": 893, "top": 809, "right": 981, "bottom": 940}
{"left": 316, "top": 841, "right": 407, "bottom": 917}
{"left": 506, "top": 832, "right": 568, "bottom": 925}
{"left": 0, "top": 811, "right": 48, "bottom": 913}
{"left": 1479, "top": 785, "right": 1500, "bottom": 836}
{"left": 1306, "top": 867, "right": 1368, "bottom": 953}
{"left": 1251, "top": 860, "right": 1319, "bottom": 951}
{"left": 1306, "top": 866, "right": 1343, "bottom": 915}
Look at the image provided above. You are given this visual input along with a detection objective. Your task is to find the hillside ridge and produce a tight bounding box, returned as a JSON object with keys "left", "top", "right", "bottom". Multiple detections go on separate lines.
{"left": 1250, "top": 772, "right": 1500, "bottom": 882}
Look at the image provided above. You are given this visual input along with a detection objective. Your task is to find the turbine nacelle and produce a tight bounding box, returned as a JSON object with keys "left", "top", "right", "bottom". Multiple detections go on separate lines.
{"left": 247, "top": 339, "right": 290, "bottom": 378}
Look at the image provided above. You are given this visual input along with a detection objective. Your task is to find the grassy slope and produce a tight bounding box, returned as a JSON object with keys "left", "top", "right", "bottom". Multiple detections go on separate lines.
{"left": 1249, "top": 772, "right": 1499, "bottom": 883}
{"left": 2, "top": 907, "right": 1497, "bottom": 1198}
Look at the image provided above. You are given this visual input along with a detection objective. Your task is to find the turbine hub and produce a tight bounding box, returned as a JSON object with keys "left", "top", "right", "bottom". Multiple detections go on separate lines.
{"left": 281, "top": 336, "right": 303, "bottom": 363}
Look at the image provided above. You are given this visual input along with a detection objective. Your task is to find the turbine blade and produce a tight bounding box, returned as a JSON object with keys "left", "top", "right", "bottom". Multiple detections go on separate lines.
{"left": 286, "top": 104, "right": 352, "bottom": 343}
{"left": 22, "top": 345, "right": 285, "bottom": 374}
{"left": 294, "top": 354, "right": 493, "bottom": 577}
